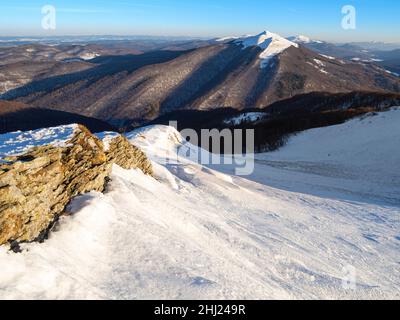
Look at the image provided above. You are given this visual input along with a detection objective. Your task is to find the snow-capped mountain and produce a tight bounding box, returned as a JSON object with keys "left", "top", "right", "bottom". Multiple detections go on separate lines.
{"left": 1, "top": 108, "right": 399, "bottom": 299}
{"left": 233, "top": 31, "right": 298, "bottom": 67}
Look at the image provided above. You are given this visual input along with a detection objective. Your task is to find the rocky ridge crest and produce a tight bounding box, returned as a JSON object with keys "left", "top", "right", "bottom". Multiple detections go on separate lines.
{"left": 0, "top": 125, "right": 152, "bottom": 246}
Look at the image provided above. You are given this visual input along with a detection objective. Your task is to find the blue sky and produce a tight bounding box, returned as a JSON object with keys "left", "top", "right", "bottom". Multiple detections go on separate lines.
{"left": 0, "top": 0, "right": 399, "bottom": 42}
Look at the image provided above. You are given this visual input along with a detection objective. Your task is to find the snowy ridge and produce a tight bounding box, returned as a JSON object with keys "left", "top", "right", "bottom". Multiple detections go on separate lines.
{"left": 287, "top": 35, "right": 324, "bottom": 44}
{"left": 0, "top": 124, "right": 78, "bottom": 158}
{"left": 126, "top": 125, "right": 185, "bottom": 163}
{"left": 215, "top": 35, "right": 240, "bottom": 42}
{"left": 287, "top": 35, "right": 312, "bottom": 43}
{"left": 234, "top": 31, "right": 298, "bottom": 68}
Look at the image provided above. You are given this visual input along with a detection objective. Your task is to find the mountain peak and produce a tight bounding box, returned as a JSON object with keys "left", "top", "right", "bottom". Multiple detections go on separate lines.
{"left": 236, "top": 31, "right": 295, "bottom": 47}
{"left": 233, "top": 31, "right": 299, "bottom": 68}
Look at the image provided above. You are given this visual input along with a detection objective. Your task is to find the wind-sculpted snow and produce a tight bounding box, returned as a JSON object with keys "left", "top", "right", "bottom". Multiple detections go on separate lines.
{"left": 0, "top": 110, "right": 399, "bottom": 299}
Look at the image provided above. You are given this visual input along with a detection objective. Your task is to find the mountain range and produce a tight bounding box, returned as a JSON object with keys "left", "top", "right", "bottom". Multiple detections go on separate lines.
{"left": 288, "top": 35, "right": 400, "bottom": 75}
{"left": 1, "top": 31, "right": 399, "bottom": 129}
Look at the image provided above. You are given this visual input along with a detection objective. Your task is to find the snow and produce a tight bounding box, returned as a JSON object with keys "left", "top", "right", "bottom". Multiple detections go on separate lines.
{"left": 216, "top": 36, "right": 240, "bottom": 42}
{"left": 287, "top": 35, "right": 324, "bottom": 44}
{"left": 0, "top": 124, "right": 78, "bottom": 158}
{"left": 0, "top": 109, "right": 400, "bottom": 299}
{"left": 307, "top": 60, "right": 329, "bottom": 75}
{"left": 223, "top": 112, "right": 267, "bottom": 125}
{"left": 319, "top": 69, "right": 328, "bottom": 75}
{"left": 126, "top": 125, "right": 185, "bottom": 163}
{"left": 353, "top": 57, "right": 385, "bottom": 63}
{"left": 320, "top": 54, "right": 336, "bottom": 60}
{"left": 313, "top": 59, "right": 325, "bottom": 67}
{"left": 234, "top": 31, "right": 298, "bottom": 68}
{"left": 385, "top": 69, "right": 400, "bottom": 77}
{"left": 287, "top": 35, "right": 312, "bottom": 43}
{"left": 253, "top": 108, "right": 400, "bottom": 205}
{"left": 79, "top": 52, "right": 100, "bottom": 60}
{"left": 95, "top": 131, "right": 121, "bottom": 151}
{"left": 265, "top": 109, "right": 400, "bottom": 165}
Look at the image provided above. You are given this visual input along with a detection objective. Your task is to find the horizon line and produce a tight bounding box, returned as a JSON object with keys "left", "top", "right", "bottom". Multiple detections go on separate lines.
{"left": 1, "top": 33, "right": 400, "bottom": 44}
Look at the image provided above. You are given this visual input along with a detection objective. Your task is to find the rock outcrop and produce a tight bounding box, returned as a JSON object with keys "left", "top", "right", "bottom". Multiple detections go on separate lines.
{"left": 0, "top": 125, "right": 152, "bottom": 246}
{"left": 105, "top": 135, "right": 153, "bottom": 175}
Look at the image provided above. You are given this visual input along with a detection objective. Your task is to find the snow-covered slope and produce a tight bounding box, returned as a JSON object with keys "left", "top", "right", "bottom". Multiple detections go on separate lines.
{"left": 0, "top": 124, "right": 77, "bottom": 158}
{"left": 0, "top": 110, "right": 399, "bottom": 299}
{"left": 252, "top": 109, "right": 400, "bottom": 204}
{"left": 265, "top": 109, "right": 400, "bottom": 166}
{"left": 234, "top": 31, "right": 298, "bottom": 67}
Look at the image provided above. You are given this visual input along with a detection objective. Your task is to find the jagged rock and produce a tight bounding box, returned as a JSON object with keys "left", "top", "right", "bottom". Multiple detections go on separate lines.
{"left": 105, "top": 135, "right": 153, "bottom": 175}
{"left": 0, "top": 125, "right": 153, "bottom": 245}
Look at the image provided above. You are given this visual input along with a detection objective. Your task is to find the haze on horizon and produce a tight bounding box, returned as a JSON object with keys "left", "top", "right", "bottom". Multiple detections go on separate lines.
{"left": 0, "top": 0, "right": 399, "bottom": 43}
